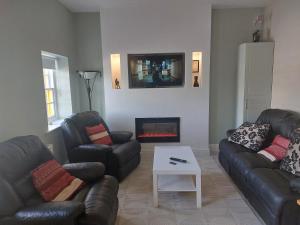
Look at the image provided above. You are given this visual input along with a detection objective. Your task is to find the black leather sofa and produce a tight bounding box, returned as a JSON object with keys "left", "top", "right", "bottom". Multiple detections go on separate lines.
{"left": 0, "top": 135, "right": 119, "bottom": 225}
{"left": 219, "top": 109, "right": 300, "bottom": 225}
{"left": 61, "top": 111, "right": 141, "bottom": 181}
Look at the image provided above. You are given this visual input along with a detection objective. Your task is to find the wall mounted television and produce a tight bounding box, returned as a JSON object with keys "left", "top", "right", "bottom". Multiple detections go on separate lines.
{"left": 128, "top": 53, "right": 185, "bottom": 88}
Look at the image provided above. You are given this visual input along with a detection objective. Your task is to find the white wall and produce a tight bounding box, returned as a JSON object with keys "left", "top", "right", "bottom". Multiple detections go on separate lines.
{"left": 210, "top": 8, "right": 264, "bottom": 144}
{"left": 101, "top": 0, "right": 212, "bottom": 151}
{"left": 0, "top": 0, "right": 80, "bottom": 142}
{"left": 269, "top": 0, "right": 300, "bottom": 111}
{"left": 74, "top": 13, "right": 105, "bottom": 116}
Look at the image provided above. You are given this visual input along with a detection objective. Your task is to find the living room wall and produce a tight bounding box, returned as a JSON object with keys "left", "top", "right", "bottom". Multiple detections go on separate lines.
{"left": 74, "top": 12, "right": 105, "bottom": 116}
{"left": 101, "top": 0, "right": 212, "bottom": 151}
{"left": 266, "top": 0, "right": 300, "bottom": 112}
{"left": 0, "top": 0, "right": 81, "bottom": 142}
{"left": 210, "top": 8, "right": 264, "bottom": 145}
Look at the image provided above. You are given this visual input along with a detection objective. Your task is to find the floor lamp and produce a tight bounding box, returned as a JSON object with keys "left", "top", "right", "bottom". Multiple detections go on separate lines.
{"left": 77, "top": 71, "right": 100, "bottom": 111}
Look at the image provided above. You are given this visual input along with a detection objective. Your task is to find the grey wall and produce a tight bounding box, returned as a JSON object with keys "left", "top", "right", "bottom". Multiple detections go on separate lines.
{"left": 74, "top": 13, "right": 104, "bottom": 116}
{"left": 0, "top": 0, "right": 81, "bottom": 143}
{"left": 209, "top": 8, "right": 264, "bottom": 144}
{"left": 267, "top": 0, "right": 300, "bottom": 112}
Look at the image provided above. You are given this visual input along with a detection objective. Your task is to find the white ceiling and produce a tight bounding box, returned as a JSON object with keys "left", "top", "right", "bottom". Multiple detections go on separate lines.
{"left": 58, "top": 0, "right": 269, "bottom": 12}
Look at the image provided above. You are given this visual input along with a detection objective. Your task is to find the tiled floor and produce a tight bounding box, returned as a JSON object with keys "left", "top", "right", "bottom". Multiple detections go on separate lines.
{"left": 117, "top": 149, "right": 264, "bottom": 225}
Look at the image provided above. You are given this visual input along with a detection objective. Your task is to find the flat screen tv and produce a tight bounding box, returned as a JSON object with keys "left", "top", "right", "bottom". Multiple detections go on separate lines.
{"left": 128, "top": 53, "right": 185, "bottom": 88}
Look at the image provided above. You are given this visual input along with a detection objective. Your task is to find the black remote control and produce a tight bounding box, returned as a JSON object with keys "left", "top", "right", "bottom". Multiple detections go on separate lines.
{"left": 169, "top": 161, "right": 177, "bottom": 165}
{"left": 170, "top": 157, "right": 187, "bottom": 163}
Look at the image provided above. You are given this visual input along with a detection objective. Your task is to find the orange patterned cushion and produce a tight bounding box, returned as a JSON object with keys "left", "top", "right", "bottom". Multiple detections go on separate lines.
{"left": 32, "top": 160, "right": 84, "bottom": 201}
{"left": 85, "top": 123, "right": 113, "bottom": 145}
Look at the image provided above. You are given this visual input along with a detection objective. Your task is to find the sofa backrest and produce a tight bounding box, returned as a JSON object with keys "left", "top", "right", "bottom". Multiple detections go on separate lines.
{"left": 0, "top": 135, "right": 53, "bottom": 218}
{"left": 61, "top": 111, "right": 110, "bottom": 151}
{"left": 256, "top": 109, "right": 300, "bottom": 141}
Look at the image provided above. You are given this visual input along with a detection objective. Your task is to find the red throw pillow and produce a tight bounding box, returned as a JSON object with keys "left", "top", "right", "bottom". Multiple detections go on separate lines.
{"left": 85, "top": 123, "right": 113, "bottom": 145}
{"left": 258, "top": 135, "right": 290, "bottom": 162}
{"left": 32, "top": 160, "right": 84, "bottom": 202}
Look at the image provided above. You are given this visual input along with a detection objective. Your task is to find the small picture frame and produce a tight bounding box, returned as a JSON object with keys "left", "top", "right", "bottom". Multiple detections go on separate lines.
{"left": 192, "top": 60, "right": 199, "bottom": 73}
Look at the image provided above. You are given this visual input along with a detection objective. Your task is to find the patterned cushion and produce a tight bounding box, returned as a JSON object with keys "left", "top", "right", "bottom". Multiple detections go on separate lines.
{"left": 85, "top": 123, "right": 113, "bottom": 145}
{"left": 280, "top": 136, "right": 300, "bottom": 175}
{"left": 32, "top": 160, "right": 84, "bottom": 201}
{"left": 258, "top": 135, "right": 290, "bottom": 162}
{"left": 228, "top": 122, "right": 271, "bottom": 151}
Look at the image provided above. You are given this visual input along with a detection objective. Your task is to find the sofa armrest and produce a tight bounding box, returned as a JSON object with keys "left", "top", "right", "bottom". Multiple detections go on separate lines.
{"left": 226, "top": 129, "right": 236, "bottom": 138}
{"left": 69, "top": 144, "right": 112, "bottom": 164}
{"left": 15, "top": 201, "right": 84, "bottom": 225}
{"left": 110, "top": 131, "right": 133, "bottom": 144}
{"left": 63, "top": 162, "right": 105, "bottom": 183}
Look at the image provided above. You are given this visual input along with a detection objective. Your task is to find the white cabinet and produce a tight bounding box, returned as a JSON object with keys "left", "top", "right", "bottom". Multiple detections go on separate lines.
{"left": 236, "top": 42, "right": 274, "bottom": 127}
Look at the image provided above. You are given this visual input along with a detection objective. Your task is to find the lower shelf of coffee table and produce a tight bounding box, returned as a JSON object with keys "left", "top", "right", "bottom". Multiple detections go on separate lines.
{"left": 157, "top": 175, "right": 197, "bottom": 192}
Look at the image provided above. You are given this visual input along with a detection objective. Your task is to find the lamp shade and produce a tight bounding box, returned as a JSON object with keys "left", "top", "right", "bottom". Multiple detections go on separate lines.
{"left": 78, "top": 71, "right": 99, "bottom": 80}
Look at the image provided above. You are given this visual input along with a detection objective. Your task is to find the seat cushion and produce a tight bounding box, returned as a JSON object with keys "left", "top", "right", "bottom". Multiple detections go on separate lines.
{"left": 247, "top": 168, "right": 300, "bottom": 217}
{"left": 232, "top": 153, "right": 280, "bottom": 175}
{"left": 78, "top": 175, "right": 118, "bottom": 225}
{"left": 219, "top": 139, "right": 253, "bottom": 162}
{"left": 112, "top": 140, "right": 141, "bottom": 165}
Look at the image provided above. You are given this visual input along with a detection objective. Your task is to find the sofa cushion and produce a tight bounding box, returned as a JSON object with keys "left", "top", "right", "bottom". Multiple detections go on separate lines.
{"left": 280, "top": 136, "right": 300, "bottom": 176}
{"left": 219, "top": 139, "right": 253, "bottom": 162}
{"left": 219, "top": 139, "right": 280, "bottom": 176}
{"left": 247, "top": 168, "right": 300, "bottom": 217}
{"left": 85, "top": 124, "right": 112, "bottom": 145}
{"left": 258, "top": 135, "right": 290, "bottom": 162}
{"left": 228, "top": 122, "right": 270, "bottom": 151}
{"left": 32, "top": 160, "right": 84, "bottom": 201}
{"left": 232, "top": 153, "right": 280, "bottom": 174}
{"left": 256, "top": 109, "right": 300, "bottom": 141}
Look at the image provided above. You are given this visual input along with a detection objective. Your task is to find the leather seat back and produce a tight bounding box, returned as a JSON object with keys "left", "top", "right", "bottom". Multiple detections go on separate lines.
{"left": 256, "top": 109, "right": 300, "bottom": 141}
{"left": 0, "top": 136, "right": 53, "bottom": 210}
{"left": 61, "top": 111, "right": 111, "bottom": 151}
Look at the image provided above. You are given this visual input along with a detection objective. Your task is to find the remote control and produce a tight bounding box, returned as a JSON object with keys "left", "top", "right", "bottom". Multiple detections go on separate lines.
{"left": 169, "top": 161, "right": 177, "bottom": 165}
{"left": 169, "top": 157, "right": 187, "bottom": 163}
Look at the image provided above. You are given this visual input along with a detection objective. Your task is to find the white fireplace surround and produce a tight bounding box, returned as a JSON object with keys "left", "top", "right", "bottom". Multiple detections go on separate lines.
{"left": 100, "top": 0, "right": 212, "bottom": 151}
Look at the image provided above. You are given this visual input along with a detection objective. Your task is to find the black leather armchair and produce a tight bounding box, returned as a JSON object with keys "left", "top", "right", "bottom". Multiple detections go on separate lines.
{"left": 61, "top": 111, "right": 141, "bottom": 181}
{"left": 0, "top": 135, "right": 119, "bottom": 225}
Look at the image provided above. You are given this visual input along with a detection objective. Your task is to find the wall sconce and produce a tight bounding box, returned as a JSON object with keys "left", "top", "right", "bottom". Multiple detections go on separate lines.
{"left": 77, "top": 70, "right": 101, "bottom": 111}
{"left": 192, "top": 51, "right": 202, "bottom": 87}
{"left": 110, "top": 54, "right": 121, "bottom": 89}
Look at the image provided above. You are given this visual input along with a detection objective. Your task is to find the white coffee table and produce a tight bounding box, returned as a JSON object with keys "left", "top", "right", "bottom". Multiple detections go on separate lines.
{"left": 153, "top": 146, "right": 202, "bottom": 208}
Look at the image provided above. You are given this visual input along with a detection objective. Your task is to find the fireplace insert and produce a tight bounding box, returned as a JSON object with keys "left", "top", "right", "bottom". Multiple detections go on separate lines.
{"left": 135, "top": 117, "right": 180, "bottom": 143}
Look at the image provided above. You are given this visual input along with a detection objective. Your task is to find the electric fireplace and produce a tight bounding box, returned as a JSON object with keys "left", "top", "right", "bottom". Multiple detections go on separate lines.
{"left": 135, "top": 117, "right": 180, "bottom": 143}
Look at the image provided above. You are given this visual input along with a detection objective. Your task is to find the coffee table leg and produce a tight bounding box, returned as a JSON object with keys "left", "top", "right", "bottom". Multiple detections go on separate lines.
{"left": 196, "top": 174, "right": 202, "bottom": 208}
{"left": 153, "top": 173, "right": 158, "bottom": 207}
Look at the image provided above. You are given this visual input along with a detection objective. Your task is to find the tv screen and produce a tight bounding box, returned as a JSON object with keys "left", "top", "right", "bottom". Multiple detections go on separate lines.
{"left": 128, "top": 53, "right": 185, "bottom": 88}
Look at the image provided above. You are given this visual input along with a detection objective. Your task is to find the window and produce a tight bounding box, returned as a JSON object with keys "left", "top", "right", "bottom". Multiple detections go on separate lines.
{"left": 41, "top": 51, "right": 73, "bottom": 131}
{"left": 43, "top": 68, "right": 58, "bottom": 121}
